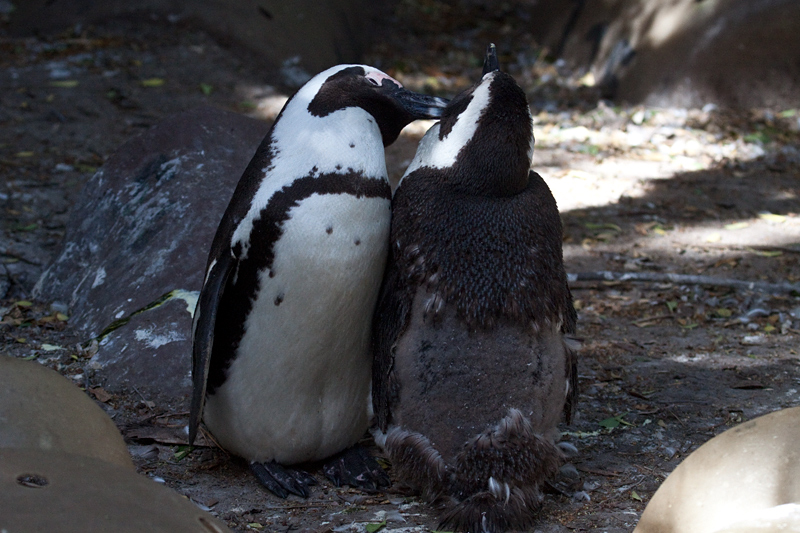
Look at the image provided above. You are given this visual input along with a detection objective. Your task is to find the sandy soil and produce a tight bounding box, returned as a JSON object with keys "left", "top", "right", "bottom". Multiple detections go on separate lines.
{"left": 1, "top": 8, "right": 799, "bottom": 533}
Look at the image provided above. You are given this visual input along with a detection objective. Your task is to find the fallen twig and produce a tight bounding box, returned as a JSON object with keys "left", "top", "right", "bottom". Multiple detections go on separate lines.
{"left": 665, "top": 407, "right": 687, "bottom": 428}
{"left": 0, "top": 249, "right": 43, "bottom": 265}
{"left": 576, "top": 466, "right": 622, "bottom": 477}
{"left": 700, "top": 244, "right": 800, "bottom": 255}
{"left": 633, "top": 313, "right": 675, "bottom": 326}
{"left": 568, "top": 271, "right": 800, "bottom": 294}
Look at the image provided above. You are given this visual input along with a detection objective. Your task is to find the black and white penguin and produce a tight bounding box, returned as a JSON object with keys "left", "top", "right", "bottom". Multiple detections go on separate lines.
{"left": 189, "top": 64, "right": 448, "bottom": 498}
{"left": 371, "top": 45, "right": 578, "bottom": 532}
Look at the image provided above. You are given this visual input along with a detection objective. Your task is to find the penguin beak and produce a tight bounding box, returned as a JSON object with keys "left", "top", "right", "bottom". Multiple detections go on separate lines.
{"left": 381, "top": 80, "right": 449, "bottom": 119}
{"left": 482, "top": 43, "right": 500, "bottom": 75}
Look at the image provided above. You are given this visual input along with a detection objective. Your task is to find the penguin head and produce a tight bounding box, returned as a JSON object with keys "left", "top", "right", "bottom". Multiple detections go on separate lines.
{"left": 404, "top": 44, "right": 535, "bottom": 196}
{"left": 304, "top": 65, "right": 449, "bottom": 146}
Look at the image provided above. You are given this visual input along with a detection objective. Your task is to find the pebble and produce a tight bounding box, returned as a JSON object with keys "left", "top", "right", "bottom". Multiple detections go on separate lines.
{"left": 741, "top": 335, "right": 767, "bottom": 345}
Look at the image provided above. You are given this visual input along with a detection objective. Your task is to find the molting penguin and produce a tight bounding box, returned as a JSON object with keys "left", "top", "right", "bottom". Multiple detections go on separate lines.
{"left": 371, "top": 45, "right": 578, "bottom": 532}
{"left": 189, "top": 64, "right": 448, "bottom": 498}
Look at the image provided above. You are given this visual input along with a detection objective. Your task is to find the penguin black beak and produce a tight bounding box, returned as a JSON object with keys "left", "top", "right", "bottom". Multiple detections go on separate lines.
{"left": 381, "top": 80, "right": 449, "bottom": 119}
{"left": 482, "top": 43, "right": 500, "bottom": 75}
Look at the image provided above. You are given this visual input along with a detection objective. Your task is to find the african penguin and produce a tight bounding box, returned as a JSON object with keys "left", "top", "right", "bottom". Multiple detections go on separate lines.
{"left": 189, "top": 64, "right": 448, "bottom": 498}
{"left": 371, "top": 45, "right": 578, "bottom": 532}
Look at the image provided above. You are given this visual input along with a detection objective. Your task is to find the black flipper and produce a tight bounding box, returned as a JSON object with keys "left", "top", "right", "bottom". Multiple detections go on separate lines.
{"left": 250, "top": 461, "right": 318, "bottom": 499}
{"left": 189, "top": 251, "right": 234, "bottom": 444}
{"left": 322, "top": 445, "right": 391, "bottom": 492}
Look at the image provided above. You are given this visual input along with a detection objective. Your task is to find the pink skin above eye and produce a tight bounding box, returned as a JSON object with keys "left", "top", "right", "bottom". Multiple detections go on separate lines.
{"left": 365, "top": 70, "right": 402, "bottom": 88}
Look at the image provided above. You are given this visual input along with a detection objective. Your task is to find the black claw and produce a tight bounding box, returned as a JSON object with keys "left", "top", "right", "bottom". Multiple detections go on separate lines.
{"left": 294, "top": 468, "right": 319, "bottom": 489}
{"left": 322, "top": 445, "right": 391, "bottom": 492}
{"left": 250, "top": 461, "right": 316, "bottom": 498}
{"left": 322, "top": 460, "right": 343, "bottom": 487}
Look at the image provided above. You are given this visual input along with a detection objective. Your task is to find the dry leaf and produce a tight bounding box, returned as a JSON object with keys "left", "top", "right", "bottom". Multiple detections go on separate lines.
{"left": 49, "top": 80, "right": 79, "bottom": 88}
{"left": 141, "top": 78, "right": 165, "bottom": 87}
{"left": 758, "top": 213, "right": 785, "bottom": 223}
{"left": 89, "top": 387, "right": 113, "bottom": 403}
{"left": 40, "top": 343, "right": 63, "bottom": 352}
{"left": 724, "top": 222, "right": 749, "bottom": 230}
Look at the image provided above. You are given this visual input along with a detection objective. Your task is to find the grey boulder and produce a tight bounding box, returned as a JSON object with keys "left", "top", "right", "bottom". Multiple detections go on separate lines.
{"left": 33, "top": 106, "right": 270, "bottom": 400}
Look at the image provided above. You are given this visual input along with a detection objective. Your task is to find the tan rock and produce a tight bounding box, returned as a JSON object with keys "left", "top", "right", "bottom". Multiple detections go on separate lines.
{"left": 715, "top": 503, "right": 800, "bottom": 532}
{"left": 0, "top": 355, "right": 132, "bottom": 468}
{"left": 635, "top": 407, "right": 800, "bottom": 533}
{"left": 530, "top": 0, "right": 800, "bottom": 109}
{"left": 0, "top": 448, "right": 231, "bottom": 533}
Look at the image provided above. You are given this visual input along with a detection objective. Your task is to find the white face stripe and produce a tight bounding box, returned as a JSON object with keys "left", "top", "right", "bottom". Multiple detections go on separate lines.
{"left": 401, "top": 71, "right": 495, "bottom": 179}
{"left": 231, "top": 64, "right": 390, "bottom": 257}
{"left": 398, "top": 71, "right": 536, "bottom": 189}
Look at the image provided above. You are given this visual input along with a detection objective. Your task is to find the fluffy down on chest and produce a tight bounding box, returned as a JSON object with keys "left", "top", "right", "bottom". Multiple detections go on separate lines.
{"left": 392, "top": 291, "right": 568, "bottom": 463}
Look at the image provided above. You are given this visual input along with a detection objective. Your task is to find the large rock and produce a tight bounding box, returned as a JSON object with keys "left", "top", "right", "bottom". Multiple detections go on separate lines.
{"left": 634, "top": 406, "right": 800, "bottom": 533}
{"left": 33, "top": 106, "right": 270, "bottom": 399}
{"left": 531, "top": 0, "right": 800, "bottom": 109}
{"left": 7, "top": 0, "right": 377, "bottom": 85}
{"left": 0, "top": 355, "right": 133, "bottom": 469}
{"left": 0, "top": 448, "right": 233, "bottom": 533}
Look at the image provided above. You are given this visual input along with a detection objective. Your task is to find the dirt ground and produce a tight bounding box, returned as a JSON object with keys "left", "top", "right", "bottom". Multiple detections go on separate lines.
{"left": 1, "top": 6, "right": 800, "bottom": 533}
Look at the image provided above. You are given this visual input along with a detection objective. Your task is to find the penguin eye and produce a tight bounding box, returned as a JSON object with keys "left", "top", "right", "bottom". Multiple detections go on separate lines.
{"left": 366, "top": 77, "right": 381, "bottom": 86}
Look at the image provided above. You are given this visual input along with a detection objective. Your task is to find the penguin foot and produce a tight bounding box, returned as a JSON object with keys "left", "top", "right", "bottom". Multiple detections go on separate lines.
{"left": 546, "top": 462, "right": 584, "bottom": 498}
{"left": 250, "top": 461, "right": 317, "bottom": 498}
{"left": 322, "top": 445, "right": 391, "bottom": 493}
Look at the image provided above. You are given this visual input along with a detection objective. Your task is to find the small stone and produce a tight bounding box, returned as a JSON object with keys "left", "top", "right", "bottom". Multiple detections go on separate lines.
{"left": 741, "top": 335, "right": 766, "bottom": 346}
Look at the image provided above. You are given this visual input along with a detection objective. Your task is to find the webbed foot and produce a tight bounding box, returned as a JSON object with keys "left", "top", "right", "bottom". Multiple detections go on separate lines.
{"left": 250, "top": 461, "right": 317, "bottom": 498}
{"left": 322, "top": 445, "right": 391, "bottom": 492}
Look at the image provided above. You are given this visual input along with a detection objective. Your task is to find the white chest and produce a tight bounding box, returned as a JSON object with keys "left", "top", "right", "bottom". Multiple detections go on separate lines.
{"left": 204, "top": 192, "right": 391, "bottom": 463}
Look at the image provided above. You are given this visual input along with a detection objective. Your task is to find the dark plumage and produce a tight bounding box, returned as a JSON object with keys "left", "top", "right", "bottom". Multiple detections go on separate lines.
{"left": 371, "top": 45, "right": 578, "bottom": 532}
